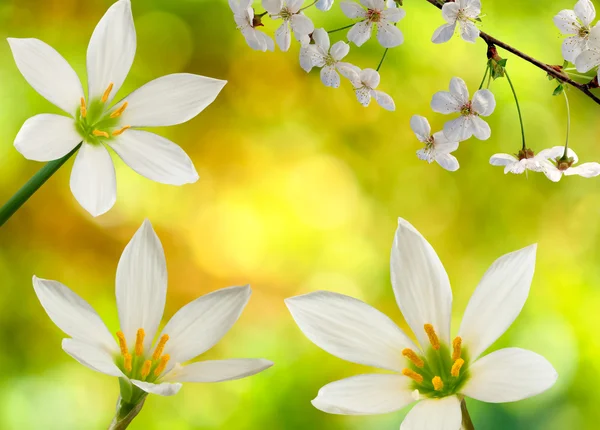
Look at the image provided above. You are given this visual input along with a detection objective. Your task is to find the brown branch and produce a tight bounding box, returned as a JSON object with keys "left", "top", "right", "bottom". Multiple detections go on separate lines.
{"left": 424, "top": 0, "right": 600, "bottom": 105}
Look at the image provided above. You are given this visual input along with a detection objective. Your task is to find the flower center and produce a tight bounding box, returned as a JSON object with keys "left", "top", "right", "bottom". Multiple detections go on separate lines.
{"left": 578, "top": 26, "right": 590, "bottom": 38}
{"left": 401, "top": 324, "right": 470, "bottom": 399}
{"left": 367, "top": 9, "right": 381, "bottom": 23}
{"left": 517, "top": 148, "right": 535, "bottom": 161}
{"left": 280, "top": 7, "right": 293, "bottom": 20}
{"left": 76, "top": 82, "right": 131, "bottom": 145}
{"left": 460, "top": 101, "right": 475, "bottom": 117}
{"left": 115, "top": 328, "right": 171, "bottom": 382}
{"left": 554, "top": 156, "right": 574, "bottom": 171}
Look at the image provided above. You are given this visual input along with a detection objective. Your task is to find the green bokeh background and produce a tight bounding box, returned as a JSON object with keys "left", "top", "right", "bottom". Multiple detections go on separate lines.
{"left": 0, "top": 0, "right": 598, "bottom": 428}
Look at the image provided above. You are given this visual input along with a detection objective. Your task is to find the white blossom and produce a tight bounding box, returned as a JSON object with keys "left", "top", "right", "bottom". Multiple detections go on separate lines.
{"left": 432, "top": 0, "right": 481, "bottom": 44}
{"left": 575, "top": 23, "right": 600, "bottom": 80}
{"left": 538, "top": 146, "right": 600, "bottom": 181}
{"left": 554, "top": 0, "right": 597, "bottom": 62}
{"left": 411, "top": 115, "right": 459, "bottom": 171}
{"left": 262, "top": 0, "right": 315, "bottom": 51}
{"left": 348, "top": 68, "right": 395, "bottom": 110}
{"left": 340, "top": 0, "right": 405, "bottom": 48}
{"left": 489, "top": 150, "right": 545, "bottom": 175}
{"left": 316, "top": 0, "right": 335, "bottom": 11}
{"left": 229, "top": 0, "right": 275, "bottom": 52}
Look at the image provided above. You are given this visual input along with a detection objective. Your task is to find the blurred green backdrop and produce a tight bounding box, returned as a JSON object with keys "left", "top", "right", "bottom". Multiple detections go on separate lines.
{"left": 0, "top": 0, "right": 598, "bottom": 428}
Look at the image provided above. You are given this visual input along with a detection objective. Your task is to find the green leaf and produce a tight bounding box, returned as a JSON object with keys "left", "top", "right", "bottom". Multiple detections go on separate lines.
{"left": 553, "top": 84, "right": 564, "bottom": 96}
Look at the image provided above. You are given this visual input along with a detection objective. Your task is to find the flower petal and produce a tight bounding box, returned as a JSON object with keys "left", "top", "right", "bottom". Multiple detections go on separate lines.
{"left": 312, "top": 28, "right": 331, "bottom": 51}
{"left": 490, "top": 153, "right": 517, "bottom": 166}
{"left": 435, "top": 153, "right": 459, "bottom": 172}
{"left": 373, "top": 90, "right": 395, "bottom": 111}
{"left": 291, "top": 14, "right": 315, "bottom": 39}
{"left": 443, "top": 116, "right": 472, "bottom": 141}
{"left": 347, "top": 21, "right": 373, "bottom": 47}
{"left": 160, "top": 286, "right": 252, "bottom": 364}
{"left": 285, "top": 291, "right": 418, "bottom": 372}
{"left": 330, "top": 41, "right": 350, "bottom": 61}
{"left": 431, "top": 91, "right": 461, "bottom": 114}
{"left": 431, "top": 23, "right": 456, "bottom": 44}
{"left": 340, "top": 1, "right": 367, "bottom": 19}
{"left": 86, "top": 0, "right": 136, "bottom": 103}
{"left": 262, "top": 0, "right": 283, "bottom": 15}
{"left": 463, "top": 348, "right": 558, "bottom": 403}
{"left": 565, "top": 162, "right": 600, "bottom": 177}
{"left": 14, "top": 114, "right": 81, "bottom": 162}
{"left": 410, "top": 115, "right": 432, "bottom": 142}
{"left": 541, "top": 161, "right": 564, "bottom": 182}
{"left": 312, "top": 374, "right": 414, "bottom": 415}
{"left": 575, "top": 0, "right": 596, "bottom": 26}
{"left": 458, "top": 245, "right": 537, "bottom": 361}
{"left": 62, "top": 339, "right": 123, "bottom": 377}
{"left": 562, "top": 36, "right": 587, "bottom": 63}
{"left": 390, "top": 218, "right": 452, "bottom": 347}
{"left": 553, "top": 9, "right": 580, "bottom": 34}
{"left": 472, "top": 89, "right": 496, "bottom": 116}
{"left": 400, "top": 395, "right": 462, "bottom": 430}
{"left": 449, "top": 77, "right": 469, "bottom": 105}
{"left": 355, "top": 87, "right": 372, "bottom": 106}
{"left": 32, "top": 276, "right": 116, "bottom": 351}
{"left": 320, "top": 66, "right": 341, "bottom": 88}
{"left": 316, "top": 0, "right": 335, "bottom": 11}
{"left": 376, "top": 22, "right": 404, "bottom": 48}
{"left": 537, "top": 146, "right": 578, "bottom": 162}
{"left": 275, "top": 21, "right": 292, "bottom": 51}
{"left": 7, "top": 38, "right": 83, "bottom": 115}
{"left": 164, "top": 359, "right": 273, "bottom": 383}
{"left": 441, "top": 2, "right": 460, "bottom": 23}
{"left": 459, "top": 20, "right": 480, "bottom": 43}
{"left": 470, "top": 116, "right": 491, "bottom": 140}
{"left": 131, "top": 380, "right": 182, "bottom": 396}
{"left": 575, "top": 48, "right": 600, "bottom": 73}
{"left": 382, "top": 7, "right": 406, "bottom": 23}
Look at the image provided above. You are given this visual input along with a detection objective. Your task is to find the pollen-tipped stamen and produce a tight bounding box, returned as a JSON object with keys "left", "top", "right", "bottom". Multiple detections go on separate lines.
{"left": 124, "top": 353, "right": 132, "bottom": 373}
{"left": 101, "top": 82, "right": 114, "bottom": 103}
{"left": 152, "top": 334, "right": 170, "bottom": 361}
{"left": 154, "top": 354, "right": 170, "bottom": 377}
{"left": 80, "top": 98, "right": 87, "bottom": 118}
{"left": 451, "top": 358, "right": 465, "bottom": 377}
{"left": 92, "top": 129, "right": 109, "bottom": 138}
{"left": 432, "top": 376, "right": 444, "bottom": 391}
{"left": 141, "top": 359, "right": 152, "bottom": 379}
{"left": 452, "top": 336, "right": 462, "bottom": 361}
{"left": 112, "top": 125, "right": 131, "bottom": 136}
{"left": 135, "top": 328, "right": 145, "bottom": 356}
{"left": 402, "top": 348, "right": 424, "bottom": 368}
{"left": 110, "top": 102, "right": 128, "bottom": 118}
{"left": 402, "top": 368, "right": 424, "bottom": 383}
{"left": 424, "top": 324, "right": 440, "bottom": 350}
{"left": 116, "top": 330, "right": 128, "bottom": 355}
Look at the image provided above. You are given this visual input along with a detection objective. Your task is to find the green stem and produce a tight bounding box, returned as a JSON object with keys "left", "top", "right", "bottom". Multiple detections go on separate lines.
{"left": 461, "top": 398, "right": 475, "bottom": 430}
{"left": 327, "top": 23, "right": 357, "bottom": 33}
{"left": 504, "top": 70, "right": 526, "bottom": 150}
{"left": 562, "top": 89, "right": 571, "bottom": 159}
{"left": 299, "top": 0, "right": 318, "bottom": 11}
{"left": 376, "top": 48, "right": 389, "bottom": 72}
{"left": 478, "top": 63, "right": 489, "bottom": 90}
{"left": 0, "top": 143, "right": 81, "bottom": 228}
{"left": 108, "top": 396, "right": 147, "bottom": 430}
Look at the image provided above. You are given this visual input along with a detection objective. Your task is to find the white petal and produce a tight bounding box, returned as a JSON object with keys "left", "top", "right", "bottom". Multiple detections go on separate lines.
{"left": 441, "top": 2, "right": 460, "bottom": 23}
{"left": 432, "top": 132, "right": 458, "bottom": 152}
{"left": 490, "top": 153, "right": 517, "bottom": 167}
{"left": 373, "top": 90, "right": 395, "bottom": 111}
{"left": 116, "top": 220, "right": 167, "bottom": 352}
{"left": 118, "top": 73, "right": 226, "bottom": 127}
{"left": 376, "top": 22, "right": 404, "bottom": 48}
{"left": 359, "top": 68, "right": 380, "bottom": 88}
{"left": 69, "top": 143, "right": 116, "bottom": 217}
{"left": 553, "top": 9, "right": 580, "bottom": 34}
{"left": 14, "top": 114, "right": 81, "bottom": 162}
{"left": 62, "top": 339, "right": 123, "bottom": 377}
{"left": 541, "top": 162, "right": 564, "bottom": 182}
{"left": 400, "top": 396, "right": 462, "bottom": 430}
{"left": 336, "top": 62, "right": 361, "bottom": 81}
{"left": 463, "top": 348, "right": 558, "bottom": 403}
{"left": 291, "top": 14, "right": 315, "bottom": 39}
{"left": 459, "top": 20, "right": 480, "bottom": 43}
{"left": 241, "top": 27, "right": 266, "bottom": 52}
{"left": 131, "top": 380, "right": 182, "bottom": 396}
{"left": 86, "top": 0, "right": 136, "bottom": 104}
{"left": 312, "top": 28, "right": 331, "bottom": 52}
{"left": 443, "top": 117, "right": 472, "bottom": 142}
{"left": 562, "top": 36, "right": 587, "bottom": 63}
{"left": 410, "top": 115, "right": 431, "bottom": 142}
{"left": 285, "top": 291, "right": 418, "bottom": 372}
{"left": 160, "top": 286, "right": 252, "bottom": 364}
{"left": 330, "top": 41, "right": 350, "bottom": 61}
{"left": 262, "top": 0, "right": 283, "bottom": 14}
{"left": 537, "top": 146, "right": 577, "bottom": 162}
{"left": 390, "top": 218, "right": 453, "bottom": 347}
{"left": 458, "top": 245, "right": 537, "bottom": 361}
{"left": 470, "top": 116, "right": 491, "bottom": 140}
{"left": 320, "top": 66, "right": 341, "bottom": 88}
{"left": 257, "top": 30, "right": 275, "bottom": 52}
{"left": 355, "top": 87, "right": 372, "bottom": 106}
{"left": 7, "top": 38, "right": 84, "bottom": 115}
{"left": 32, "top": 276, "right": 116, "bottom": 351}
{"left": 340, "top": 1, "right": 367, "bottom": 19}
{"left": 431, "top": 23, "right": 456, "bottom": 44}
{"left": 435, "top": 153, "right": 459, "bottom": 171}
{"left": 575, "top": 0, "right": 596, "bottom": 26}
{"left": 275, "top": 21, "right": 292, "bottom": 51}
{"left": 565, "top": 162, "right": 600, "bottom": 177}
{"left": 164, "top": 359, "right": 273, "bottom": 383}
{"left": 300, "top": 46, "right": 317, "bottom": 72}
{"left": 430, "top": 91, "right": 461, "bottom": 114}
{"left": 347, "top": 21, "right": 373, "bottom": 47}
{"left": 382, "top": 7, "right": 406, "bottom": 23}
{"left": 417, "top": 148, "right": 434, "bottom": 163}
{"left": 316, "top": 0, "right": 335, "bottom": 11}
{"left": 575, "top": 48, "right": 600, "bottom": 72}
{"left": 312, "top": 374, "right": 414, "bottom": 415}
{"left": 449, "top": 77, "right": 469, "bottom": 105}
{"left": 472, "top": 89, "right": 496, "bottom": 116}
{"left": 287, "top": 0, "right": 304, "bottom": 12}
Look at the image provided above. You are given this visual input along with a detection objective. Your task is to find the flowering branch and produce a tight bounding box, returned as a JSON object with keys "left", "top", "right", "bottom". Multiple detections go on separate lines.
{"left": 424, "top": 0, "right": 600, "bottom": 105}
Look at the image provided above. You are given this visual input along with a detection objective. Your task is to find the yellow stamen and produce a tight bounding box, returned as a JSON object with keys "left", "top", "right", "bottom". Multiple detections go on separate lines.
{"left": 141, "top": 359, "right": 152, "bottom": 379}
{"left": 112, "top": 125, "right": 131, "bottom": 136}
{"left": 402, "top": 348, "right": 424, "bottom": 368}
{"left": 452, "top": 336, "right": 462, "bottom": 361}
{"left": 432, "top": 376, "right": 444, "bottom": 391}
{"left": 92, "top": 129, "right": 109, "bottom": 138}
{"left": 402, "top": 368, "right": 424, "bottom": 383}
{"left": 424, "top": 324, "right": 440, "bottom": 350}
{"left": 154, "top": 354, "right": 170, "bottom": 377}
{"left": 116, "top": 331, "right": 128, "bottom": 355}
{"left": 80, "top": 97, "right": 87, "bottom": 118}
{"left": 110, "top": 102, "right": 128, "bottom": 118}
{"left": 135, "top": 328, "right": 145, "bottom": 356}
{"left": 101, "top": 82, "right": 114, "bottom": 103}
{"left": 152, "top": 334, "right": 170, "bottom": 361}
{"left": 451, "top": 358, "right": 465, "bottom": 377}
{"left": 124, "top": 353, "right": 132, "bottom": 373}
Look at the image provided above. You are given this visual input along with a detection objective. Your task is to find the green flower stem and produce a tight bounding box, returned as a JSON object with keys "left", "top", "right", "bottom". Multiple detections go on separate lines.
{"left": 376, "top": 48, "right": 389, "bottom": 72}
{"left": 504, "top": 70, "right": 526, "bottom": 150}
{"left": 461, "top": 398, "right": 476, "bottom": 430}
{"left": 327, "top": 23, "right": 356, "bottom": 34}
{"left": 108, "top": 396, "right": 147, "bottom": 430}
{"left": 562, "top": 89, "right": 571, "bottom": 159}
{"left": 478, "top": 64, "right": 490, "bottom": 90}
{"left": 0, "top": 143, "right": 81, "bottom": 228}
{"left": 299, "top": 0, "right": 318, "bottom": 11}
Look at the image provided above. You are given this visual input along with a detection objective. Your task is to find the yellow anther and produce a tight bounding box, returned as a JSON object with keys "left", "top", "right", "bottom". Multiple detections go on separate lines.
{"left": 452, "top": 336, "right": 462, "bottom": 361}
{"left": 101, "top": 82, "right": 114, "bottom": 103}
{"left": 116, "top": 330, "right": 128, "bottom": 355}
{"left": 451, "top": 358, "right": 465, "bottom": 377}
{"left": 152, "top": 334, "right": 170, "bottom": 361}
{"left": 135, "top": 328, "right": 145, "bottom": 356}
{"left": 124, "top": 353, "right": 132, "bottom": 373}
{"left": 154, "top": 354, "right": 170, "bottom": 377}
{"left": 141, "top": 359, "right": 152, "bottom": 379}
{"left": 92, "top": 129, "right": 109, "bottom": 138}
{"left": 432, "top": 376, "right": 444, "bottom": 391}
{"left": 402, "top": 348, "right": 424, "bottom": 368}
{"left": 402, "top": 368, "right": 424, "bottom": 383}
{"left": 80, "top": 97, "right": 87, "bottom": 118}
{"left": 112, "top": 125, "right": 131, "bottom": 136}
{"left": 424, "top": 324, "right": 440, "bottom": 350}
{"left": 110, "top": 102, "right": 128, "bottom": 118}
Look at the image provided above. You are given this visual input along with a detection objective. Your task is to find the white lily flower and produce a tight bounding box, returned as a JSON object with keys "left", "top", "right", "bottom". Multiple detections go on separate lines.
{"left": 489, "top": 149, "right": 545, "bottom": 175}
{"left": 431, "top": 77, "right": 496, "bottom": 141}
{"left": 554, "top": 0, "right": 597, "bottom": 63}
{"left": 575, "top": 24, "right": 600, "bottom": 80}
{"left": 286, "top": 218, "right": 557, "bottom": 429}
{"left": 8, "top": 0, "right": 226, "bottom": 217}
{"left": 538, "top": 146, "right": 600, "bottom": 181}
{"left": 229, "top": 0, "right": 275, "bottom": 52}
{"left": 262, "top": 0, "right": 315, "bottom": 52}
{"left": 411, "top": 115, "right": 459, "bottom": 171}
{"left": 32, "top": 220, "right": 273, "bottom": 399}
{"left": 348, "top": 68, "right": 395, "bottom": 111}
{"left": 299, "top": 29, "right": 358, "bottom": 88}
{"left": 340, "top": 0, "right": 405, "bottom": 48}
{"left": 432, "top": 0, "right": 481, "bottom": 44}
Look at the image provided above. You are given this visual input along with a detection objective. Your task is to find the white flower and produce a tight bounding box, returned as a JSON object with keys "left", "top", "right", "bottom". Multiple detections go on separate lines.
{"left": 489, "top": 149, "right": 545, "bottom": 175}
{"left": 340, "top": 0, "right": 405, "bottom": 48}
{"left": 554, "top": 0, "right": 597, "bottom": 63}
{"left": 316, "top": 0, "right": 335, "bottom": 11}
{"left": 32, "top": 220, "right": 273, "bottom": 399}
{"left": 262, "top": 0, "right": 315, "bottom": 52}
{"left": 411, "top": 115, "right": 459, "bottom": 171}
{"left": 229, "top": 0, "right": 275, "bottom": 52}
{"left": 431, "top": 77, "right": 496, "bottom": 141}
{"left": 575, "top": 24, "right": 600, "bottom": 80}
{"left": 299, "top": 28, "right": 358, "bottom": 88}
{"left": 8, "top": 0, "right": 226, "bottom": 217}
{"left": 286, "top": 218, "right": 557, "bottom": 429}
{"left": 348, "top": 68, "right": 395, "bottom": 110}
{"left": 432, "top": 0, "right": 481, "bottom": 44}
{"left": 538, "top": 146, "right": 600, "bottom": 181}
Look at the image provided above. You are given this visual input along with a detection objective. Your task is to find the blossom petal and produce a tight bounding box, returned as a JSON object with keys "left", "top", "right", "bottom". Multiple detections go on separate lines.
{"left": 541, "top": 162, "right": 564, "bottom": 182}
{"left": 316, "top": 0, "right": 335, "bottom": 11}
{"left": 286, "top": 291, "right": 418, "bottom": 372}
{"left": 275, "top": 21, "right": 292, "bottom": 51}
{"left": 472, "top": 89, "right": 496, "bottom": 116}
{"left": 443, "top": 116, "right": 472, "bottom": 141}
{"left": 62, "top": 339, "right": 123, "bottom": 377}
{"left": 86, "top": 0, "right": 136, "bottom": 104}
{"left": 376, "top": 22, "right": 404, "bottom": 48}
{"left": 490, "top": 153, "right": 517, "bottom": 167}
{"left": 131, "top": 380, "right": 182, "bottom": 396}
{"left": 7, "top": 38, "right": 84, "bottom": 115}
{"left": 410, "top": 115, "right": 431, "bottom": 142}
{"left": 382, "top": 7, "right": 406, "bottom": 23}
{"left": 575, "top": 48, "right": 600, "bottom": 72}
{"left": 373, "top": 90, "right": 395, "bottom": 111}
{"left": 470, "top": 116, "right": 491, "bottom": 140}
{"left": 347, "top": 21, "right": 373, "bottom": 47}
{"left": 565, "top": 162, "right": 600, "bottom": 177}
{"left": 441, "top": 2, "right": 460, "bottom": 23}
{"left": 312, "top": 374, "right": 414, "bottom": 415}
{"left": 562, "top": 36, "right": 587, "bottom": 63}
{"left": 575, "top": 0, "right": 596, "bottom": 26}
{"left": 355, "top": 87, "right": 372, "bottom": 106}
{"left": 291, "top": 14, "right": 314, "bottom": 39}
{"left": 458, "top": 245, "right": 537, "bottom": 361}
{"left": 340, "top": 1, "right": 367, "bottom": 18}
{"left": 313, "top": 28, "right": 331, "bottom": 51}
{"left": 432, "top": 23, "right": 456, "bottom": 44}
{"left": 553, "top": 9, "right": 580, "bottom": 34}
{"left": 262, "top": 0, "right": 283, "bottom": 15}
{"left": 14, "top": 114, "right": 81, "bottom": 162}
{"left": 459, "top": 20, "right": 480, "bottom": 43}
{"left": 160, "top": 286, "right": 252, "bottom": 364}
{"left": 330, "top": 41, "right": 350, "bottom": 61}
{"left": 164, "top": 359, "right": 273, "bottom": 383}
{"left": 32, "top": 276, "right": 116, "bottom": 351}
{"left": 116, "top": 220, "right": 167, "bottom": 352}
{"left": 537, "top": 146, "right": 578, "bottom": 162}
{"left": 320, "top": 66, "right": 341, "bottom": 88}
{"left": 463, "top": 348, "right": 558, "bottom": 403}
{"left": 449, "top": 77, "right": 469, "bottom": 105}
{"left": 359, "top": 68, "right": 380, "bottom": 88}
{"left": 431, "top": 91, "right": 461, "bottom": 114}
{"left": 400, "top": 396, "right": 462, "bottom": 430}
{"left": 435, "top": 153, "right": 459, "bottom": 171}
